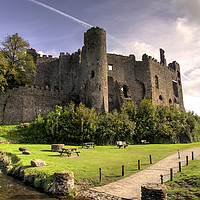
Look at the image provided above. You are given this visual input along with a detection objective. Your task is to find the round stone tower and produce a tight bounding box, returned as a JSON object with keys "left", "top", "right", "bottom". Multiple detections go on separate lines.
{"left": 80, "top": 27, "right": 108, "bottom": 112}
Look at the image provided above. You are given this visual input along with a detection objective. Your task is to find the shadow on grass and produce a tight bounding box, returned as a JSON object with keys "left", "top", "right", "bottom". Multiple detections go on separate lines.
{"left": 40, "top": 150, "right": 51, "bottom": 152}
{"left": 105, "top": 175, "right": 122, "bottom": 178}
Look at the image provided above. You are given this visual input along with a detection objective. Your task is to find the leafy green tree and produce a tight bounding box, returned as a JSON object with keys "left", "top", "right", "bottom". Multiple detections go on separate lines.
{"left": 0, "top": 33, "right": 36, "bottom": 91}
{"left": 95, "top": 109, "right": 135, "bottom": 145}
{"left": 135, "top": 99, "right": 157, "bottom": 142}
{"left": 0, "top": 51, "right": 9, "bottom": 92}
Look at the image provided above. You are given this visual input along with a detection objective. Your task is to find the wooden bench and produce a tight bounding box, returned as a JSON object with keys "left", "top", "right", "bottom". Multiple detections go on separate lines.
{"left": 59, "top": 148, "right": 80, "bottom": 157}
{"left": 117, "top": 141, "right": 128, "bottom": 148}
{"left": 82, "top": 142, "right": 96, "bottom": 149}
{"left": 141, "top": 140, "right": 149, "bottom": 144}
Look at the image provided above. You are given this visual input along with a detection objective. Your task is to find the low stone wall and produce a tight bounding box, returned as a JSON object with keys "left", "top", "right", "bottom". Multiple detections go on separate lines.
{"left": 0, "top": 152, "right": 77, "bottom": 198}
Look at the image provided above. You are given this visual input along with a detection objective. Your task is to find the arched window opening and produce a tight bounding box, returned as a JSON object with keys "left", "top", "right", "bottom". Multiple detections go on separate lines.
{"left": 173, "top": 80, "right": 179, "bottom": 97}
{"left": 177, "top": 71, "right": 180, "bottom": 78}
{"left": 121, "top": 85, "right": 128, "bottom": 98}
{"left": 155, "top": 75, "right": 159, "bottom": 89}
{"left": 91, "top": 70, "right": 95, "bottom": 78}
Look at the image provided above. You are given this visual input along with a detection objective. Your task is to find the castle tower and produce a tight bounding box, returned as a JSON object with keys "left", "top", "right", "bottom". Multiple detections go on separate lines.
{"left": 80, "top": 27, "right": 108, "bottom": 112}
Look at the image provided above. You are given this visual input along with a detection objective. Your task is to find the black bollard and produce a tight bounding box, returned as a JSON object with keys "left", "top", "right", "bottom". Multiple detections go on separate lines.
{"left": 138, "top": 160, "right": 141, "bottom": 170}
{"left": 99, "top": 168, "right": 102, "bottom": 183}
{"left": 122, "top": 165, "right": 124, "bottom": 176}
{"left": 150, "top": 155, "right": 152, "bottom": 164}
{"left": 192, "top": 152, "right": 194, "bottom": 160}
{"left": 179, "top": 162, "right": 181, "bottom": 172}
{"left": 186, "top": 156, "right": 188, "bottom": 165}
{"left": 170, "top": 168, "right": 173, "bottom": 181}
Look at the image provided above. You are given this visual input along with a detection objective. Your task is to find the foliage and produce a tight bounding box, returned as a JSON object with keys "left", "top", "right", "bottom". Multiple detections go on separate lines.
{"left": 95, "top": 110, "right": 135, "bottom": 145}
{"left": 166, "top": 160, "right": 200, "bottom": 200}
{"left": 4, "top": 99, "right": 200, "bottom": 145}
{"left": 0, "top": 33, "right": 36, "bottom": 92}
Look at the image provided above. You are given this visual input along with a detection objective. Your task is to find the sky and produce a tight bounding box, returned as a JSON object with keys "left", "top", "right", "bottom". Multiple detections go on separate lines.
{"left": 0, "top": 0, "right": 200, "bottom": 115}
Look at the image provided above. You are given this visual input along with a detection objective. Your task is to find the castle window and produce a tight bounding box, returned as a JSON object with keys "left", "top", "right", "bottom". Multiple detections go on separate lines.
{"left": 178, "top": 80, "right": 181, "bottom": 86}
{"left": 177, "top": 71, "right": 180, "bottom": 78}
{"left": 155, "top": 75, "right": 159, "bottom": 89}
{"left": 173, "top": 80, "right": 179, "bottom": 97}
{"left": 169, "top": 99, "right": 172, "bottom": 104}
{"left": 121, "top": 85, "right": 128, "bottom": 98}
{"left": 108, "top": 64, "right": 113, "bottom": 70}
{"left": 159, "top": 95, "right": 163, "bottom": 101}
{"left": 91, "top": 70, "right": 95, "bottom": 78}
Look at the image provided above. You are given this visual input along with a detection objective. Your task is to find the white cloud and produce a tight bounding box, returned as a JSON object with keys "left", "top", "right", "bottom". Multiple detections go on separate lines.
{"left": 183, "top": 79, "right": 200, "bottom": 96}
{"left": 184, "top": 95, "right": 200, "bottom": 115}
{"left": 37, "top": 49, "right": 59, "bottom": 58}
{"left": 176, "top": 17, "right": 197, "bottom": 43}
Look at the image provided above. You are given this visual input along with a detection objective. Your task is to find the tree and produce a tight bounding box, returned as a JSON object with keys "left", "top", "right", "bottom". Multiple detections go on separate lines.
{"left": 0, "top": 51, "right": 9, "bottom": 92}
{"left": 0, "top": 33, "right": 36, "bottom": 92}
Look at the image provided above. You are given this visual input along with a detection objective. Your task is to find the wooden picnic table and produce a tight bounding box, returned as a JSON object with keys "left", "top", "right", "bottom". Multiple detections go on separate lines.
{"left": 82, "top": 142, "right": 96, "bottom": 149}
{"left": 59, "top": 148, "right": 80, "bottom": 157}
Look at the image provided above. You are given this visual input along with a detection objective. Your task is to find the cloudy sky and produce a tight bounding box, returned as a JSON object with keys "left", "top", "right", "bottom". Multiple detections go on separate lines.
{"left": 0, "top": 0, "right": 200, "bottom": 115}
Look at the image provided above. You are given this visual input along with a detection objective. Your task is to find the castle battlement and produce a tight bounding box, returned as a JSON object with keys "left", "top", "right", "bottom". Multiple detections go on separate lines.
{"left": 142, "top": 53, "right": 180, "bottom": 74}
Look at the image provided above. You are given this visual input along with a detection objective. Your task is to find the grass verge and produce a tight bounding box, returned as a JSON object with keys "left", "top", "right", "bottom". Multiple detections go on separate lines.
{"left": 166, "top": 159, "right": 200, "bottom": 200}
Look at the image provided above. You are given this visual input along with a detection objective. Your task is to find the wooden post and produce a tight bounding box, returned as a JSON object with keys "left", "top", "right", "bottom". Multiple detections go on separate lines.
{"left": 170, "top": 168, "right": 173, "bottom": 181}
{"left": 99, "top": 168, "right": 102, "bottom": 183}
{"left": 122, "top": 165, "right": 124, "bottom": 176}
{"left": 150, "top": 155, "right": 152, "bottom": 164}
{"left": 179, "top": 162, "right": 181, "bottom": 172}
{"left": 138, "top": 160, "right": 141, "bottom": 170}
{"left": 186, "top": 156, "right": 188, "bottom": 165}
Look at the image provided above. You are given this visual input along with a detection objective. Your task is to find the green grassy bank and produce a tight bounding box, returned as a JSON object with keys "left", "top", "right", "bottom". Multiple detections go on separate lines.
{"left": 166, "top": 159, "right": 200, "bottom": 199}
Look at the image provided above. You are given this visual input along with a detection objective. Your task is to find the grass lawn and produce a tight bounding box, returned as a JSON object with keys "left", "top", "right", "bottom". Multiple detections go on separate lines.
{"left": 0, "top": 124, "right": 200, "bottom": 191}
{"left": 1, "top": 143, "right": 200, "bottom": 190}
{"left": 166, "top": 159, "right": 200, "bottom": 199}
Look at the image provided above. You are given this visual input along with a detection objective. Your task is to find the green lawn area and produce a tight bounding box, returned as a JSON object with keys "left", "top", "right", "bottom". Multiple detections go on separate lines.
{"left": 166, "top": 159, "right": 200, "bottom": 199}
{"left": 0, "top": 124, "right": 200, "bottom": 191}
{"left": 1, "top": 143, "right": 200, "bottom": 190}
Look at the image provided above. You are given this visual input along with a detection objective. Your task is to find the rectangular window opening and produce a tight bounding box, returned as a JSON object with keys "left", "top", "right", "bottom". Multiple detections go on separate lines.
{"left": 108, "top": 64, "right": 113, "bottom": 70}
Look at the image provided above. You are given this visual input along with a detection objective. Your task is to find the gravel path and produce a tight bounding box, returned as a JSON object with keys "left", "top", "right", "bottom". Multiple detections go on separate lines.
{"left": 79, "top": 146, "right": 200, "bottom": 200}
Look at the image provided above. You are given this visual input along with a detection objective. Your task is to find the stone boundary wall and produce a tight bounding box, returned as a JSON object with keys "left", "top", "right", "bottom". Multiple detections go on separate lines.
{"left": 0, "top": 86, "right": 69, "bottom": 124}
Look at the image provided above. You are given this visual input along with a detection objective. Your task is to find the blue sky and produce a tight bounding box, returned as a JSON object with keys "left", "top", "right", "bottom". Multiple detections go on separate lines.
{"left": 0, "top": 0, "right": 200, "bottom": 115}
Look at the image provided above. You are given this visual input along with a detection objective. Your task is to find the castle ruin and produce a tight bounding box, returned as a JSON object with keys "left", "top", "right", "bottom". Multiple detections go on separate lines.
{"left": 0, "top": 27, "right": 184, "bottom": 124}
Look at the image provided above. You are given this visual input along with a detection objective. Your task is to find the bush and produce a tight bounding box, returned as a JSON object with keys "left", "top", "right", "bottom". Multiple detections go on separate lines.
{"left": 21, "top": 100, "right": 200, "bottom": 145}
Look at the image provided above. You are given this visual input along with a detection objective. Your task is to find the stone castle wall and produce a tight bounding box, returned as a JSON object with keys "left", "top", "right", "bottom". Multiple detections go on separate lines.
{"left": 0, "top": 86, "right": 69, "bottom": 124}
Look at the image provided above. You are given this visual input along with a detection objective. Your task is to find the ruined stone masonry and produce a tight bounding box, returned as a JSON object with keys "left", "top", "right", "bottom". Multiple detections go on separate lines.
{"left": 0, "top": 27, "right": 184, "bottom": 124}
